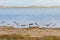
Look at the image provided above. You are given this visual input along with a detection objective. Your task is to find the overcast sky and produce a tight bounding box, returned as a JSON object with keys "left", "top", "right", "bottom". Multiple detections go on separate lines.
{"left": 0, "top": 0, "right": 60, "bottom": 6}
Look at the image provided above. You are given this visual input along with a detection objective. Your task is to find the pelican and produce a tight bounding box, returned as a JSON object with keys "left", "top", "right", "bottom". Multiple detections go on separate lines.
{"left": 14, "top": 21, "right": 19, "bottom": 26}
{"left": 52, "top": 23, "right": 56, "bottom": 26}
{"left": 35, "top": 22, "right": 39, "bottom": 26}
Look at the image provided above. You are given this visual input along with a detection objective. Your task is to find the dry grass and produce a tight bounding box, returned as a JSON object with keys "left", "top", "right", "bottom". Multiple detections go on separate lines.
{"left": 0, "top": 35, "right": 60, "bottom": 40}
{"left": 0, "top": 26, "right": 60, "bottom": 40}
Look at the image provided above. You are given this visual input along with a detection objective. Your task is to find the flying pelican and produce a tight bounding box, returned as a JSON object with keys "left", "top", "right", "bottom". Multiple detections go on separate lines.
{"left": 29, "top": 23, "right": 33, "bottom": 25}
{"left": 20, "top": 25, "right": 26, "bottom": 26}
{"left": 44, "top": 23, "right": 52, "bottom": 27}
{"left": 0, "top": 21, "right": 5, "bottom": 23}
{"left": 14, "top": 21, "right": 19, "bottom": 26}
{"left": 52, "top": 23, "right": 56, "bottom": 26}
{"left": 35, "top": 22, "right": 39, "bottom": 26}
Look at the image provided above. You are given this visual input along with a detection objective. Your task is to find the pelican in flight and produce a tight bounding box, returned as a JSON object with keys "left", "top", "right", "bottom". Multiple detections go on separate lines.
{"left": 14, "top": 21, "right": 19, "bottom": 26}
{"left": 0, "top": 21, "right": 5, "bottom": 23}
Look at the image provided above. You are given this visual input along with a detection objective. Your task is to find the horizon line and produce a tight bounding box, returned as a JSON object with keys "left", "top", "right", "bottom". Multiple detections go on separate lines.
{"left": 0, "top": 6, "right": 60, "bottom": 8}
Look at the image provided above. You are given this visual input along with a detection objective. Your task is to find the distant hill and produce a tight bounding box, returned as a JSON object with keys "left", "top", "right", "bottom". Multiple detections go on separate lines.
{"left": 0, "top": 6, "right": 60, "bottom": 8}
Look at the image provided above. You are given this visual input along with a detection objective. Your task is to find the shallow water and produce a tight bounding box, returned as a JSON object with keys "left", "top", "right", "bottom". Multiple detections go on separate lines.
{"left": 0, "top": 8, "right": 60, "bottom": 28}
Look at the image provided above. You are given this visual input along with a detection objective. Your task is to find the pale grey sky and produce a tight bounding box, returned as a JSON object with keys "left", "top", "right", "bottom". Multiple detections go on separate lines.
{"left": 0, "top": 0, "right": 60, "bottom": 6}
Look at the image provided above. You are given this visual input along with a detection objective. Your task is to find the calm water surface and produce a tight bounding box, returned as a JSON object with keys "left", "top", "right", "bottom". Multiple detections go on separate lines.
{"left": 0, "top": 8, "right": 60, "bottom": 28}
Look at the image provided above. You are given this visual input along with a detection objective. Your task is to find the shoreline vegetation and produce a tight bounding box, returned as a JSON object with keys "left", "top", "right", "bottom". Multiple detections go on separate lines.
{"left": 0, "top": 6, "right": 60, "bottom": 8}
{"left": 0, "top": 26, "right": 60, "bottom": 40}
